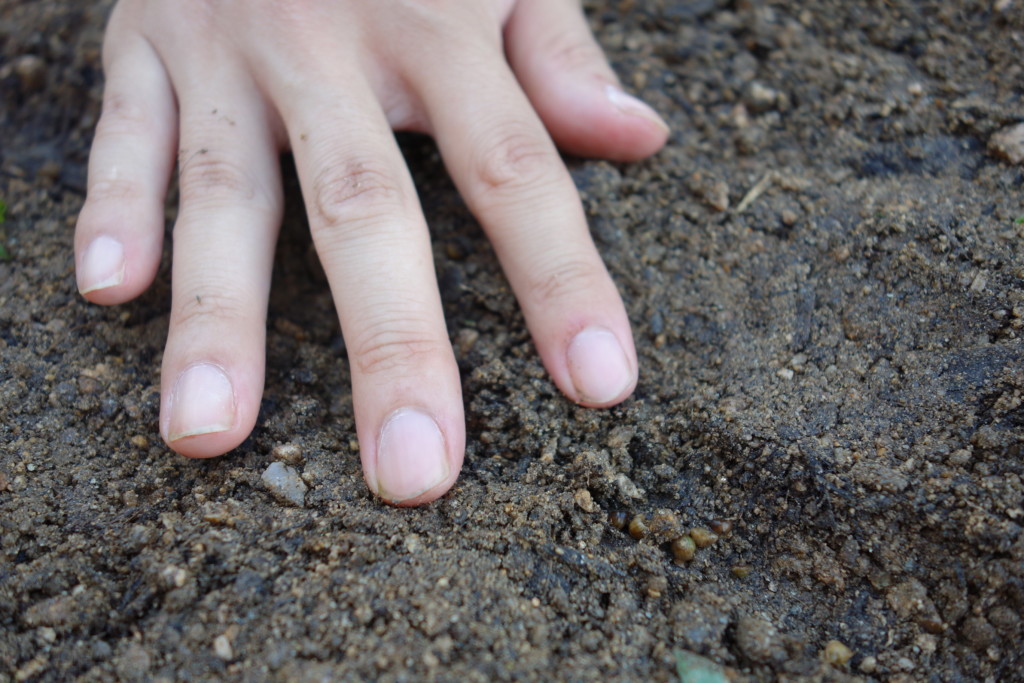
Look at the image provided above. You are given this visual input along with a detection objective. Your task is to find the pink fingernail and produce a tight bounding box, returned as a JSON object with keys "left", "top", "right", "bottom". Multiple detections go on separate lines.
{"left": 605, "top": 85, "right": 670, "bottom": 133}
{"left": 567, "top": 326, "right": 634, "bottom": 405}
{"left": 167, "top": 364, "right": 236, "bottom": 441}
{"left": 376, "top": 408, "right": 449, "bottom": 504}
{"left": 79, "top": 235, "right": 125, "bottom": 294}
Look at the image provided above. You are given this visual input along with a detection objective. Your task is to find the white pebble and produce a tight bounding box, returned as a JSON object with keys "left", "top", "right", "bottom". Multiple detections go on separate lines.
{"left": 213, "top": 635, "right": 233, "bottom": 661}
{"left": 261, "top": 462, "right": 308, "bottom": 507}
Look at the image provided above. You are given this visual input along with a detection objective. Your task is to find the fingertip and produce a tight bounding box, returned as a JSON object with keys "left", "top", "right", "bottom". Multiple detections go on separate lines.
{"left": 542, "top": 81, "right": 670, "bottom": 162}
{"left": 565, "top": 325, "right": 638, "bottom": 408}
{"left": 363, "top": 406, "right": 465, "bottom": 507}
{"left": 505, "top": 0, "right": 670, "bottom": 163}
{"left": 160, "top": 362, "right": 260, "bottom": 459}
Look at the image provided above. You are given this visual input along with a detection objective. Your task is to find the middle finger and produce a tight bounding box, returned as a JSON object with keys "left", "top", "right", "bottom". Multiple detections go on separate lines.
{"left": 271, "top": 71, "right": 465, "bottom": 506}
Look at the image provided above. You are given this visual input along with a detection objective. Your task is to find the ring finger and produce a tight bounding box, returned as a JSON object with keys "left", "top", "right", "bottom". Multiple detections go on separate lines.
{"left": 412, "top": 33, "right": 638, "bottom": 407}
{"left": 269, "top": 71, "right": 465, "bottom": 506}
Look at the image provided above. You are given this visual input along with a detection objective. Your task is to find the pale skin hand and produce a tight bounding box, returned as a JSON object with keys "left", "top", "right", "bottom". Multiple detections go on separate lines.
{"left": 75, "top": 0, "right": 669, "bottom": 506}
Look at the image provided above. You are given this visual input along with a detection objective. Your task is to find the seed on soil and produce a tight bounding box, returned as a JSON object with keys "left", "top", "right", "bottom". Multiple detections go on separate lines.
{"left": 689, "top": 527, "right": 719, "bottom": 548}
{"left": 671, "top": 535, "right": 697, "bottom": 563}
{"left": 628, "top": 514, "right": 649, "bottom": 540}
{"left": 608, "top": 511, "right": 628, "bottom": 530}
{"left": 731, "top": 565, "right": 753, "bottom": 579}
{"left": 822, "top": 640, "right": 853, "bottom": 668}
{"left": 709, "top": 519, "right": 732, "bottom": 535}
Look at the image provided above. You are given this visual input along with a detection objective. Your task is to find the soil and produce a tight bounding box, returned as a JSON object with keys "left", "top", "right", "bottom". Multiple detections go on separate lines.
{"left": 2, "top": 1, "right": 1023, "bottom": 681}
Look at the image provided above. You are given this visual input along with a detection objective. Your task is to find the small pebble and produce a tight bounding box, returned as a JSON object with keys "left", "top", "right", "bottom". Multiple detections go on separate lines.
{"left": 689, "top": 527, "right": 719, "bottom": 548}
{"left": 822, "top": 640, "right": 853, "bottom": 668}
{"left": 13, "top": 54, "right": 46, "bottom": 92}
{"left": 15, "top": 657, "right": 47, "bottom": 682}
{"left": 628, "top": 514, "right": 649, "bottom": 540}
{"left": 271, "top": 442, "right": 304, "bottom": 465}
{"left": 455, "top": 328, "right": 479, "bottom": 356}
{"left": 989, "top": 123, "right": 1024, "bottom": 165}
{"left": 859, "top": 655, "right": 877, "bottom": 674}
{"left": 646, "top": 575, "right": 668, "bottom": 598}
{"left": 735, "top": 615, "right": 785, "bottom": 664}
{"left": 574, "top": 489, "right": 597, "bottom": 513}
{"left": 744, "top": 80, "right": 779, "bottom": 112}
{"left": 671, "top": 535, "right": 697, "bottom": 563}
{"left": 213, "top": 635, "right": 234, "bottom": 661}
{"left": 261, "top": 462, "right": 308, "bottom": 507}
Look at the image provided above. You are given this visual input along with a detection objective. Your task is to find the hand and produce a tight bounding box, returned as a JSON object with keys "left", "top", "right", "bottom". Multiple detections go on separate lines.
{"left": 74, "top": 0, "right": 669, "bottom": 505}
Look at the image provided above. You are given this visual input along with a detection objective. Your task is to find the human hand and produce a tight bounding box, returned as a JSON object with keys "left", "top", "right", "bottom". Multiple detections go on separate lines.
{"left": 74, "top": 0, "right": 669, "bottom": 505}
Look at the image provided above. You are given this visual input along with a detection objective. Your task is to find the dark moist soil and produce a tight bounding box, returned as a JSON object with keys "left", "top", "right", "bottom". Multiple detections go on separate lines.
{"left": 2, "top": 1, "right": 1023, "bottom": 681}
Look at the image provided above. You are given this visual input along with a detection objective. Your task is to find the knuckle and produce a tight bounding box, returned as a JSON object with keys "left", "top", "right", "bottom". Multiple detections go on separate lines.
{"left": 172, "top": 290, "right": 249, "bottom": 330}
{"left": 310, "top": 157, "right": 404, "bottom": 231}
{"left": 543, "top": 34, "right": 606, "bottom": 74}
{"left": 177, "top": 151, "right": 258, "bottom": 207}
{"left": 473, "top": 127, "right": 556, "bottom": 198}
{"left": 86, "top": 177, "right": 145, "bottom": 204}
{"left": 525, "top": 258, "right": 604, "bottom": 306}
{"left": 350, "top": 321, "right": 449, "bottom": 377}
{"left": 96, "top": 91, "right": 150, "bottom": 138}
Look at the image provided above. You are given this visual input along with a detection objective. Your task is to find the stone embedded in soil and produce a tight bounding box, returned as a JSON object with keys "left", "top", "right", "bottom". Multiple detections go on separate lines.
{"left": 735, "top": 615, "right": 787, "bottom": 664}
{"left": 214, "top": 635, "right": 234, "bottom": 661}
{"left": 11, "top": 54, "right": 46, "bottom": 92}
{"left": 574, "top": 488, "right": 597, "bottom": 513}
{"left": 114, "top": 643, "right": 152, "bottom": 680}
{"left": 260, "top": 462, "right": 308, "bottom": 507}
{"left": 988, "top": 123, "right": 1024, "bottom": 164}
{"left": 271, "top": 442, "right": 304, "bottom": 465}
{"left": 822, "top": 640, "right": 853, "bottom": 668}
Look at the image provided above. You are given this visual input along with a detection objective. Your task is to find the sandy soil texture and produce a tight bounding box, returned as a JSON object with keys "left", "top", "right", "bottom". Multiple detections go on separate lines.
{"left": 1, "top": 1, "right": 1023, "bottom": 680}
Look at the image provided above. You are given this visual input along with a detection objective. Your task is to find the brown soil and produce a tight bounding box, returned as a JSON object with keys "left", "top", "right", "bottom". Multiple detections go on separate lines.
{"left": 2, "top": 1, "right": 1022, "bottom": 681}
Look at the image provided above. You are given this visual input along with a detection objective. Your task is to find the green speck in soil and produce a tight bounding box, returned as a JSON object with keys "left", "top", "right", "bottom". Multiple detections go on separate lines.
{"left": 675, "top": 650, "right": 729, "bottom": 683}
{"left": 1014, "top": 215, "right": 1024, "bottom": 225}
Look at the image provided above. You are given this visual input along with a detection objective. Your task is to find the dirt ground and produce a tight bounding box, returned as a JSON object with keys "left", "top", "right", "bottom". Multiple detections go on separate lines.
{"left": 2, "top": 0, "right": 1023, "bottom": 680}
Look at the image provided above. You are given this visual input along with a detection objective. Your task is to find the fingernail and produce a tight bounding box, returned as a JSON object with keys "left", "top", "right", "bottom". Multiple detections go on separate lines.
{"left": 376, "top": 408, "right": 449, "bottom": 504}
{"left": 167, "top": 364, "right": 236, "bottom": 441}
{"left": 605, "top": 85, "right": 670, "bottom": 133}
{"left": 79, "top": 235, "right": 126, "bottom": 294}
{"left": 567, "top": 326, "right": 634, "bottom": 405}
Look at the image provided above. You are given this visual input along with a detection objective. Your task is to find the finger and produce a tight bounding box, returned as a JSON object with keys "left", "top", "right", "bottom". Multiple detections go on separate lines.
{"left": 75, "top": 10, "right": 177, "bottom": 304}
{"left": 157, "top": 66, "right": 283, "bottom": 459}
{"left": 504, "top": 0, "right": 669, "bottom": 162}
{"left": 274, "top": 75, "right": 464, "bottom": 506}
{"left": 415, "top": 45, "right": 638, "bottom": 407}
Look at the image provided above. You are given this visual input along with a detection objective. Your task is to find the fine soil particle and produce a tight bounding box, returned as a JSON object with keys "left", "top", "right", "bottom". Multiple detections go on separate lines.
{"left": 2, "top": 1, "right": 1023, "bottom": 680}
